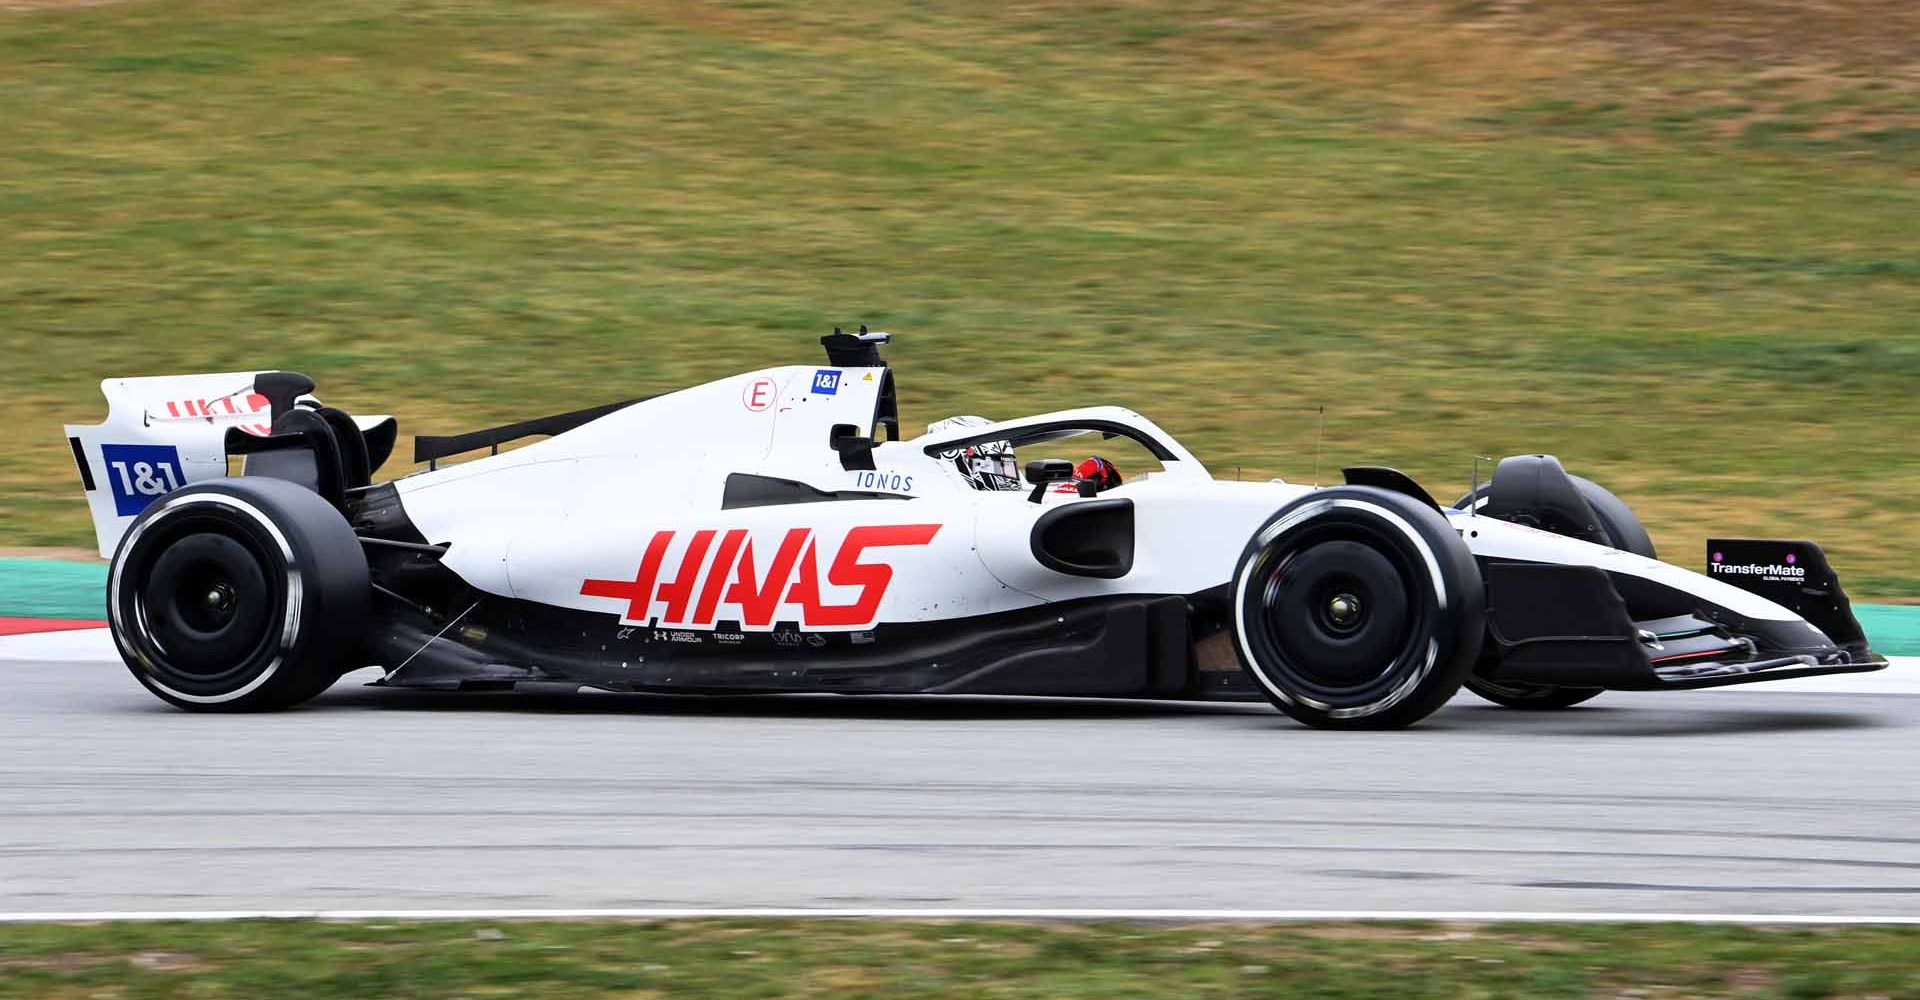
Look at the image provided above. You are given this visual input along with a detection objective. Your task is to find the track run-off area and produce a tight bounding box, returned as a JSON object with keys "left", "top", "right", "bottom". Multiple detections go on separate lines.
{"left": 4, "top": 629, "right": 1920, "bottom": 922}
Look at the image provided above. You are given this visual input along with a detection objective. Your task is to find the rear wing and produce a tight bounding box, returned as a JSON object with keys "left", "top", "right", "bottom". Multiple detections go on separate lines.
{"left": 62, "top": 371, "right": 393, "bottom": 558}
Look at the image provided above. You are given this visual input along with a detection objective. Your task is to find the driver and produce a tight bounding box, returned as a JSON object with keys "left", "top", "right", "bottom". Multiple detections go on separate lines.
{"left": 1055, "top": 455, "right": 1123, "bottom": 494}
{"left": 927, "top": 415, "right": 1021, "bottom": 491}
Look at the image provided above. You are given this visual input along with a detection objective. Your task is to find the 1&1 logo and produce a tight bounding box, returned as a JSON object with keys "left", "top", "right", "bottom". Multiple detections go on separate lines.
{"left": 100, "top": 443, "right": 186, "bottom": 516}
{"left": 812, "top": 369, "right": 841, "bottom": 395}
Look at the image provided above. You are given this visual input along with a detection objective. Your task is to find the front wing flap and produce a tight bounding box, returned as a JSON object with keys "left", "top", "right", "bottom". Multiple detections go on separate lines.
{"left": 1481, "top": 562, "right": 1884, "bottom": 691}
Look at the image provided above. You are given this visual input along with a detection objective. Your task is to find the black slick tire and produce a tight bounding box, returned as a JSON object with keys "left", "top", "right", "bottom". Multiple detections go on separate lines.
{"left": 108, "top": 477, "right": 369, "bottom": 712}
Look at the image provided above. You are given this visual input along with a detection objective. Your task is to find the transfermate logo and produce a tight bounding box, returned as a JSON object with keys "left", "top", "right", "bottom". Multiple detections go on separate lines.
{"left": 1709, "top": 549, "right": 1806, "bottom": 583}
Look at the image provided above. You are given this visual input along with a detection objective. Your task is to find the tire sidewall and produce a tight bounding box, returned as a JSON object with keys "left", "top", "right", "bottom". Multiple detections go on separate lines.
{"left": 109, "top": 479, "right": 368, "bottom": 711}
{"left": 1232, "top": 487, "right": 1484, "bottom": 729}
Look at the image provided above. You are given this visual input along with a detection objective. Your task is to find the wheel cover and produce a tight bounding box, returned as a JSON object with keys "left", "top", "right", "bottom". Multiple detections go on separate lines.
{"left": 1259, "top": 540, "right": 1412, "bottom": 689}
{"left": 141, "top": 532, "right": 273, "bottom": 681}
{"left": 1234, "top": 498, "right": 1446, "bottom": 719}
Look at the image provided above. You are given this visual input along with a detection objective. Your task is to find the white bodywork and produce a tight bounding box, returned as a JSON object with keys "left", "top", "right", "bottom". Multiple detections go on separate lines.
{"left": 64, "top": 362, "right": 1812, "bottom": 635}
{"left": 368, "top": 363, "right": 1809, "bottom": 634}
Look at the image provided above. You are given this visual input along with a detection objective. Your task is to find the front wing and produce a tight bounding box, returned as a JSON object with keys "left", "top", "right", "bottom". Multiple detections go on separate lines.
{"left": 1481, "top": 544, "right": 1884, "bottom": 691}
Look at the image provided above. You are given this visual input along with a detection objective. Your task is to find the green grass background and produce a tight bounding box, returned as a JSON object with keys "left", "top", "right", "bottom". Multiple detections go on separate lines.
{"left": 2, "top": 0, "right": 1916, "bottom": 591}
{"left": 6, "top": 919, "right": 1920, "bottom": 999}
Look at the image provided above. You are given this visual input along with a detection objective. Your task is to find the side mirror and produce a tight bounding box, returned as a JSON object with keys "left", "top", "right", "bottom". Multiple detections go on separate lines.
{"left": 1024, "top": 459, "right": 1074, "bottom": 503}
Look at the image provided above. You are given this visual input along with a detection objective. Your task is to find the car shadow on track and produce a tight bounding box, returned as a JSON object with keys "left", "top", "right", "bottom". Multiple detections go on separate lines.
{"left": 310, "top": 671, "right": 1269, "bottom": 722}
{"left": 300, "top": 670, "right": 1891, "bottom": 736}
{"left": 1407, "top": 701, "right": 1888, "bottom": 738}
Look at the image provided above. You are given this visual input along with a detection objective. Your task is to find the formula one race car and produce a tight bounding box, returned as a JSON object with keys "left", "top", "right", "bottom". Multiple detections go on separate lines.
{"left": 64, "top": 332, "right": 1885, "bottom": 728}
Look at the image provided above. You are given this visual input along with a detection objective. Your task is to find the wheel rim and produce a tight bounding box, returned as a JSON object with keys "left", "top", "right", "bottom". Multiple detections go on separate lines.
{"left": 140, "top": 530, "right": 274, "bottom": 681}
{"left": 1257, "top": 539, "right": 1415, "bottom": 690}
{"left": 1236, "top": 500, "right": 1443, "bottom": 716}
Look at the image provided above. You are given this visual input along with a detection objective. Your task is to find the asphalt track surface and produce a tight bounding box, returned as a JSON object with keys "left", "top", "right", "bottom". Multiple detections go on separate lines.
{"left": 5, "top": 643, "right": 1920, "bottom": 919}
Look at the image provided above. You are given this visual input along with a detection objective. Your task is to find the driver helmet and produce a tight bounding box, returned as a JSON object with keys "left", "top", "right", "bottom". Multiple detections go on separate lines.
{"left": 927, "top": 415, "right": 1020, "bottom": 491}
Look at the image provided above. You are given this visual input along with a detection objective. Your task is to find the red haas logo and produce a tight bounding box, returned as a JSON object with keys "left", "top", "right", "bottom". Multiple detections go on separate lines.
{"left": 581, "top": 524, "right": 941, "bottom": 629}
{"left": 159, "top": 392, "right": 273, "bottom": 436}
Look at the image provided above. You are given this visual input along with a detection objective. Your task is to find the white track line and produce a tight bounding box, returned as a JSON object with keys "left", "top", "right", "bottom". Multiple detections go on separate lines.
{"left": 2, "top": 908, "right": 1920, "bottom": 925}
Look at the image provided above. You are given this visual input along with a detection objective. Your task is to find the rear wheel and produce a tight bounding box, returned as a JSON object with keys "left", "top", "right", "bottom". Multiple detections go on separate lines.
{"left": 1231, "top": 487, "right": 1484, "bottom": 729}
{"left": 108, "top": 478, "right": 369, "bottom": 711}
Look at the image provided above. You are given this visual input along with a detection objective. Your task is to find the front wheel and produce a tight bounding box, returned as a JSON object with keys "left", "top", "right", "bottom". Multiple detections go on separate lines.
{"left": 108, "top": 478, "right": 369, "bottom": 711}
{"left": 1231, "top": 487, "right": 1485, "bottom": 729}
